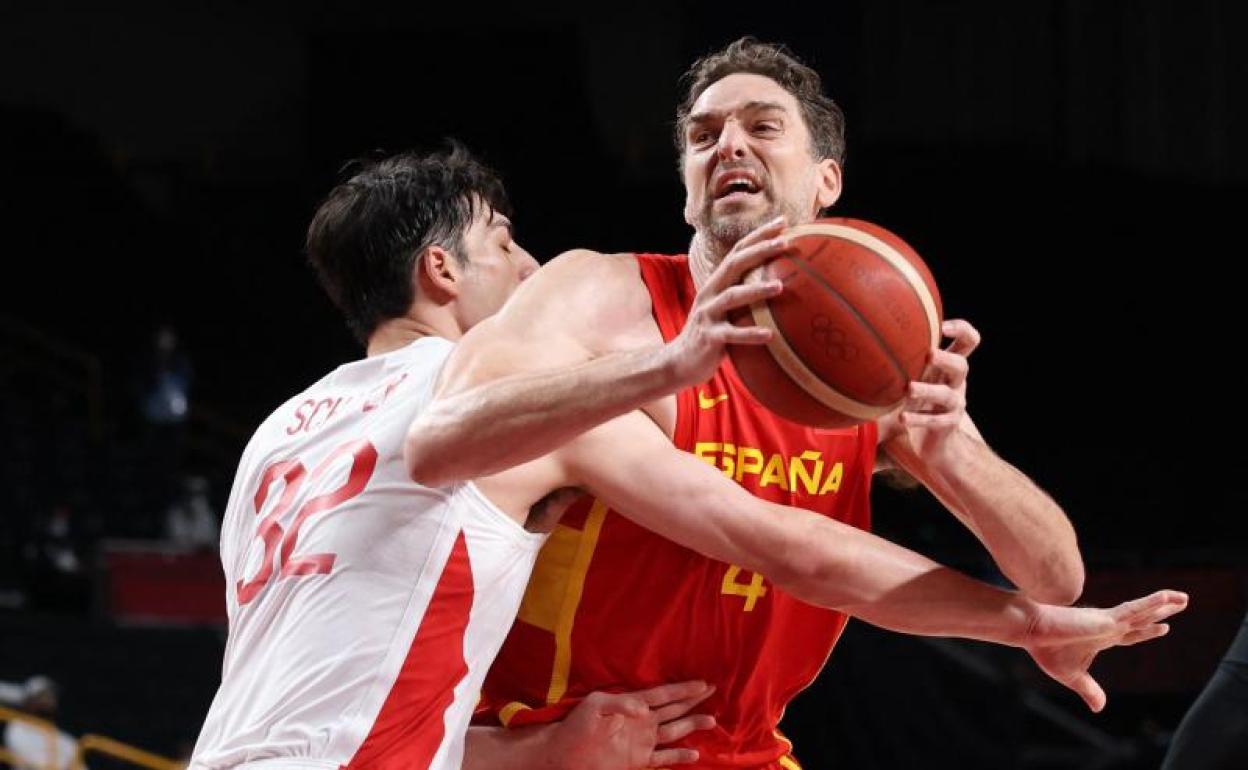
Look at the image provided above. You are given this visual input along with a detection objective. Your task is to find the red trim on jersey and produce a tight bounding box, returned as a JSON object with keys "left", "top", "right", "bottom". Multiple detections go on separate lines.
{"left": 635, "top": 253, "right": 693, "bottom": 342}
{"left": 636, "top": 253, "right": 698, "bottom": 448}
{"left": 345, "top": 531, "right": 474, "bottom": 770}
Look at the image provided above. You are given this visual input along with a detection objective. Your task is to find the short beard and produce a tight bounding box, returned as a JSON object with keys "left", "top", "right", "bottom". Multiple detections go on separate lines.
{"left": 707, "top": 209, "right": 773, "bottom": 248}
{"left": 696, "top": 197, "right": 807, "bottom": 261}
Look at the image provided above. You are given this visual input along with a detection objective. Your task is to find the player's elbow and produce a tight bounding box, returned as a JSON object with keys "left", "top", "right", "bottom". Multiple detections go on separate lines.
{"left": 1031, "top": 556, "right": 1085, "bottom": 606}
{"left": 752, "top": 518, "right": 857, "bottom": 610}
{"left": 404, "top": 433, "right": 441, "bottom": 487}
{"left": 710, "top": 510, "right": 818, "bottom": 600}
{"left": 765, "top": 550, "right": 827, "bottom": 604}
{"left": 1048, "top": 530, "right": 1085, "bottom": 605}
{"left": 1048, "top": 579, "right": 1084, "bottom": 608}
{"left": 404, "top": 417, "right": 458, "bottom": 488}
{"left": 1014, "top": 539, "right": 1085, "bottom": 606}
{"left": 1025, "top": 576, "right": 1082, "bottom": 607}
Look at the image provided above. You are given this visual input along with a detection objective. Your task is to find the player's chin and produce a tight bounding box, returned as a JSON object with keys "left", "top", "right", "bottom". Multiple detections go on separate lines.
{"left": 707, "top": 207, "right": 774, "bottom": 244}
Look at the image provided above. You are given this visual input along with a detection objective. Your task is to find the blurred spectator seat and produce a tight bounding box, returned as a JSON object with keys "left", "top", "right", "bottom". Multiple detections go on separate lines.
{"left": 101, "top": 542, "right": 225, "bottom": 625}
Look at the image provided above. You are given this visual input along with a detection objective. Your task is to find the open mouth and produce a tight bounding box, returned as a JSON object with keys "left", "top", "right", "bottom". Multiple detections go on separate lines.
{"left": 714, "top": 172, "right": 762, "bottom": 200}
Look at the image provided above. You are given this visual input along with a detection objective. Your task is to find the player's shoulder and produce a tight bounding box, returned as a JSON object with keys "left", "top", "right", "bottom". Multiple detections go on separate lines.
{"left": 539, "top": 248, "right": 642, "bottom": 286}
{"left": 545, "top": 248, "right": 688, "bottom": 285}
{"left": 497, "top": 248, "right": 652, "bottom": 334}
{"left": 248, "top": 341, "right": 449, "bottom": 445}
{"left": 236, "top": 368, "right": 336, "bottom": 460}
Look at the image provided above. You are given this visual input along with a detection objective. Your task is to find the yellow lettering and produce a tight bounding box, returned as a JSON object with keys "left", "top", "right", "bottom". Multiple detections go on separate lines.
{"left": 819, "top": 461, "right": 844, "bottom": 495}
{"left": 789, "top": 450, "right": 824, "bottom": 495}
{"left": 721, "top": 564, "right": 768, "bottom": 611}
{"left": 759, "top": 454, "right": 789, "bottom": 490}
{"left": 694, "top": 442, "right": 721, "bottom": 467}
{"left": 735, "top": 447, "right": 764, "bottom": 482}
{"left": 719, "top": 443, "right": 736, "bottom": 479}
{"left": 695, "top": 444, "right": 844, "bottom": 496}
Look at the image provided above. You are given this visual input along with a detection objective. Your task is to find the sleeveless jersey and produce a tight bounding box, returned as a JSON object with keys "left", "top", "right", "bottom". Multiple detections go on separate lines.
{"left": 191, "top": 337, "right": 545, "bottom": 770}
{"left": 477, "top": 254, "right": 878, "bottom": 769}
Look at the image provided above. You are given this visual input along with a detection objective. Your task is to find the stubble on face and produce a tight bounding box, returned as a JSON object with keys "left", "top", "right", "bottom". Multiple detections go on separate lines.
{"left": 694, "top": 168, "right": 816, "bottom": 261}
{"left": 681, "top": 73, "right": 837, "bottom": 266}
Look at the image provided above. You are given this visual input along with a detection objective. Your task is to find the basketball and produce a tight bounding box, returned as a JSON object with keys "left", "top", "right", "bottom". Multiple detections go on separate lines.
{"left": 728, "top": 217, "right": 943, "bottom": 428}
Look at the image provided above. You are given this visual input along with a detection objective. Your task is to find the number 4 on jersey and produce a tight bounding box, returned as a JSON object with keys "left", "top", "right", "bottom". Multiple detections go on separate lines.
{"left": 237, "top": 439, "right": 378, "bottom": 605}
{"left": 721, "top": 564, "right": 768, "bottom": 611}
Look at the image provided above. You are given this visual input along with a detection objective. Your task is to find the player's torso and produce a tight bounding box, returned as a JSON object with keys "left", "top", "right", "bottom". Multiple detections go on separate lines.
{"left": 483, "top": 254, "right": 877, "bottom": 768}
{"left": 192, "top": 338, "right": 544, "bottom": 770}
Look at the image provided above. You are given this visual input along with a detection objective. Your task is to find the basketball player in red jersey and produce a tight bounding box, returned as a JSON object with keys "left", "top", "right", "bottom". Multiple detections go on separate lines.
{"left": 407, "top": 40, "right": 1189, "bottom": 770}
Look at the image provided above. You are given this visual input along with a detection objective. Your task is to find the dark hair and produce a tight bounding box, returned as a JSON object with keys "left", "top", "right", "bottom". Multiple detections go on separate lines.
{"left": 674, "top": 37, "right": 846, "bottom": 166}
{"left": 306, "top": 143, "right": 512, "bottom": 344}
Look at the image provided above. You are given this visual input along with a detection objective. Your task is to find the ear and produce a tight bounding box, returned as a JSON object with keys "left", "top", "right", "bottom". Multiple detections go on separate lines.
{"left": 814, "top": 159, "right": 843, "bottom": 211}
{"left": 416, "top": 245, "right": 462, "bottom": 303}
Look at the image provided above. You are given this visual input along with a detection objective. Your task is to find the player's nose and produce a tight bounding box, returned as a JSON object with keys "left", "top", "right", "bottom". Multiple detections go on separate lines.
{"left": 515, "top": 245, "right": 539, "bottom": 281}
{"left": 716, "top": 120, "right": 749, "bottom": 162}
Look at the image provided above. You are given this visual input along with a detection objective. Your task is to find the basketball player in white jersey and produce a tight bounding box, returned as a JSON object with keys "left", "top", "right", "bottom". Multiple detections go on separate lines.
{"left": 190, "top": 147, "right": 723, "bottom": 770}
{"left": 192, "top": 144, "right": 1186, "bottom": 770}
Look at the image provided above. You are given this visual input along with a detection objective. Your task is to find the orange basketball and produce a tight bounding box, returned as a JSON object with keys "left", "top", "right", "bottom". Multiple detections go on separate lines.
{"left": 728, "top": 217, "right": 943, "bottom": 428}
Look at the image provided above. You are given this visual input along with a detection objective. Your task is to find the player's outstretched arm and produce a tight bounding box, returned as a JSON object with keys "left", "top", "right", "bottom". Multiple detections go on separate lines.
{"left": 878, "top": 319, "right": 1085, "bottom": 605}
{"left": 464, "top": 681, "right": 715, "bottom": 770}
{"left": 552, "top": 411, "right": 1185, "bottom": 711}
{"left": 404, "top": 219, "right": 792, "bottom": 488}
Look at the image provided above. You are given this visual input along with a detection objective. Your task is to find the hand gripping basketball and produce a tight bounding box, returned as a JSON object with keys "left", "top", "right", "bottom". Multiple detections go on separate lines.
{"left": 664, "top": 216, "right": 792, "bottom": 388}
{"left": 891, "top": 318, "right": 981, "bottom": 462}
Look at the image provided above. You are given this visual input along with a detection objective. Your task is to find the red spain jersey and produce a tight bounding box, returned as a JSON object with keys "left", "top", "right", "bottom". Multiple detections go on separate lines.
{"left": 477, "top": 254, "right": 877, "bottom": 769}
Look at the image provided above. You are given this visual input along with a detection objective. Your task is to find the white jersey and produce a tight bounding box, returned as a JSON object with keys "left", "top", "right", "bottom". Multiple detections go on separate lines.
{"left": 190, "top": 338, "right": 545, "bottom": 770}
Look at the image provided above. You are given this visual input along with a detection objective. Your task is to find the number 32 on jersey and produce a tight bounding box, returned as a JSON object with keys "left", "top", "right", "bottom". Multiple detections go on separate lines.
{"left": 237, "top": 438, "right": 378, "bottom": 605}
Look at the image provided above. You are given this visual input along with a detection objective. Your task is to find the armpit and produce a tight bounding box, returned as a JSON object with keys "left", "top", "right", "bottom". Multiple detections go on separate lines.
{"left": 525, "top": 486, "right": 583, "bottom": 533}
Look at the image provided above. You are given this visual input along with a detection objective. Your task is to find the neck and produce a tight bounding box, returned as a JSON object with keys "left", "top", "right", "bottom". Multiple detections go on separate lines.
{"left": 366, "top": 310, "right": 462, "bottom": 357}
{"left": 687, "top": 232, "right": 726, "bottom": 289}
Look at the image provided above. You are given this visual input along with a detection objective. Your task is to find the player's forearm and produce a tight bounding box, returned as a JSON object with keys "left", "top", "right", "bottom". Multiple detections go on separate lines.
{"left": 573, "top": 420, "right": 1041, "bottom": 646}
{"left": 406, "top": 346, "right": 682, "bottom": 486}
{"left": 464, "top": 725, "right": 566, "bottom": 770}
{"left": 761, "top": 504, "right": 1040, "bottom": 645}
{"left": 918, "top": 432, "right": 1084, "bottom": 605}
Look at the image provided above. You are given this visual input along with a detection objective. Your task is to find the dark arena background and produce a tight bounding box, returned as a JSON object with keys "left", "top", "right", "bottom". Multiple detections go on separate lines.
{"left": 2, "top": 2, "right": 1245, "bottom": 768}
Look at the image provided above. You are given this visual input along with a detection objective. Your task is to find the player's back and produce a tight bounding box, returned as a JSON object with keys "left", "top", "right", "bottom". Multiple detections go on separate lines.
{"left": 191, "top": 338, "right": 545, "bottom": 770}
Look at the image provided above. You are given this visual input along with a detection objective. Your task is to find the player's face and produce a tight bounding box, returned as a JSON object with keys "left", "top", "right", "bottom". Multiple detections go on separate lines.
{"left": 454, "top": 205, "right": 538, "bottom": 330}
{"left": 681, "top": 73, "right": 840, "bottom": 255}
